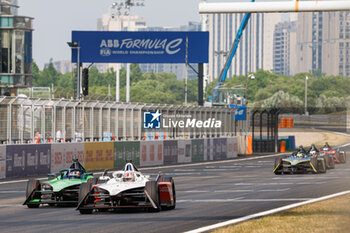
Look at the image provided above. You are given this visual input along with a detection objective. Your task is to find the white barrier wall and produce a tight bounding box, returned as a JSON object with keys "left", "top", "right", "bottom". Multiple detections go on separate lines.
{"left": 51, "top": 143, "right": 85, "bottom": 173}
{"left": 178, "top": 140, "right": 192, "bottom": 164}
{"left": 0, "top": 146, "right": 5, "bottom": 179}
{"left": 140, "top": 141, "right": 164, "bottom": 167}
{"left": 237, "top": 136, "right": 247, "bottom": 155}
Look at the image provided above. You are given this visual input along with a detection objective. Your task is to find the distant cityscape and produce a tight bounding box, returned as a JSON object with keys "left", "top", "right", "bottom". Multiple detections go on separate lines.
{"left": 48, "top": 10, "right": 350, "bottom": 84}
{"left": 2, "top": 0, "right": 350, "bottom": 96}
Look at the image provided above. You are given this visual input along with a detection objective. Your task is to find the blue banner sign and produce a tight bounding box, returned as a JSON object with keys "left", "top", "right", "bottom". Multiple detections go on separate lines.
{"left": 231, "top": 105, "right": 246, "bottom": 121}
{"left": 71, "top": 31, "right": 209, "bottom": 63}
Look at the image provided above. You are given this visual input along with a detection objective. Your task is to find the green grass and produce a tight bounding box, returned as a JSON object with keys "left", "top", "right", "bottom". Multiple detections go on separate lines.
{"left": 213, "top": 194, "right": 350, "bottom": 233}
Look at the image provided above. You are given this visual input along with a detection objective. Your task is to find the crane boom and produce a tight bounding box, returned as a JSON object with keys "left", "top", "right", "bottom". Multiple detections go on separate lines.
{"left": 213, "top": 0, "right": 255, "bottom": 101}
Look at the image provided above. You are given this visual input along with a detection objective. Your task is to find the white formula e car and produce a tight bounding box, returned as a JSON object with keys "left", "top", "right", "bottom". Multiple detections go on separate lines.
{"left": 77, "top": 162, "right": 176, "bottom": 214}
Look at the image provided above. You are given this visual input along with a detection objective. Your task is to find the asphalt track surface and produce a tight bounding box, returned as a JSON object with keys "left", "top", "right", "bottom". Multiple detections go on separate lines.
{"left": 1, "top": 146, "right": 350, "bottom": 233}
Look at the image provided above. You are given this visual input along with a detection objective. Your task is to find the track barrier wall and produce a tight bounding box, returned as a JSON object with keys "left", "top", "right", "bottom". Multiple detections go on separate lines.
{"left": 114, "top": 141, "right": 140, "bottom": 170}
{"left": 51, "top": 143, "right": 85, "bottom": 173}
{"left": 84, "top": 142, "right": 114, "bottom": 171}
{"left": 178, "top": 140, "right": 192, "bottom": 164}
{"left": 1, "top": 137, "right": 239, "bottom": 179}
{"left": 140, "top": 141, "right": 163, "bottom": 167}
{"left": 192, "top": 139, "right": 205, "bottom": 162}
{"left": 0, "top": 145, "right": 6, "bottom": 179}
{"left": 6, "top": 144, "right": 51, "bottom": 178}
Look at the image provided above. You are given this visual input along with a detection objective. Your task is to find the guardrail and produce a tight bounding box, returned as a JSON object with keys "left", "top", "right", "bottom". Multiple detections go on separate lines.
{"left": 0, "top": 97, "right": 243, "bottom": 144}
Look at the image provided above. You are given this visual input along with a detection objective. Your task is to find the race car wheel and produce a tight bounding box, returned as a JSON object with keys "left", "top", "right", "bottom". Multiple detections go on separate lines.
{"left": 161, "top": 177, "right": 176, "bottom": 210}
{"left": 146, "top": 181, "right": 160, "bottom": 212}
{"left": 316, "top": 156, "right": 326, "bottom": 174}
{"left": 340, "top": 152, "right": 346, "bottom": 164}
{"left": 274, "top": 158, "right": 282, "bottom": 175}
{"left": 78, "top": 178, "right": 97, "bottom": 214}
{"left": 26, "top": 179, "right": 40, "bottom": 208}
{"left": 329, "top": 155, "right": 335, "bottom": 169}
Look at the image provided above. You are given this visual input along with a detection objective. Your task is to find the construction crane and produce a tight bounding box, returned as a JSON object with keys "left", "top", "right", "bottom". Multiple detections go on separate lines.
{"left": 211, "top": 0, "right": 255, "bottom": 106}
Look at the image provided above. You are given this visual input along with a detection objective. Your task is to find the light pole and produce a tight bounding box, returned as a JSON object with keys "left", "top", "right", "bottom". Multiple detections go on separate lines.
{"left": 67, "top": 41, "right": 81, "bottom": 100}
{"left": 110, "top": 0, "right": 144, "bottom": 103}
{"left": 246, "top": 73, "right": 255, "bottom": 100}
{"left": 305, "top": 76, "right": 309, "bottom": 116}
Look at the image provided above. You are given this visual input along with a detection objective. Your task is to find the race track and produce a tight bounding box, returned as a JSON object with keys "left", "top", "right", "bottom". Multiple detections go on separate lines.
{"left": 1, "top": 145, "right": 350, "bottom": 233}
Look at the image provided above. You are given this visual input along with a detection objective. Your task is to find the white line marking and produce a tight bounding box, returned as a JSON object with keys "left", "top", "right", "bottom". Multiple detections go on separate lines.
{"left": 0, "top": 191, "right": 25, "bottom": 193}
{"left": 180, "top": 188, "right": 290, "bottom": 193}
{"left": 185, "top": 190, "right": 350, "bottom": 233}
{"left": 0, "top": 177, "right": 47, "bottom": 185}
{"left": 178, "top": 198, "right": 311, "bottom": 203}
{"left": 0, "top": 180, "right": 28, "bottom": 185}
{"left": 0, "top": 205, "right": 22, "bottom": 207}
{"left": 234, "top": 183, "right": 294, "bottom": 186}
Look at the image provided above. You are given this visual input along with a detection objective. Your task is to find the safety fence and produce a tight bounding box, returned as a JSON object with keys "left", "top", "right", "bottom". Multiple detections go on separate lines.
{"left": 0, "top": 137, "right": 239, "bottom": 179}
{"left": 0, "top": 97, "right": 242, "bottom": 144}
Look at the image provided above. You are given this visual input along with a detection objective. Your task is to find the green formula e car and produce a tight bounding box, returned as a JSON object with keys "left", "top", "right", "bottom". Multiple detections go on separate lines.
{"left": 23, "top": 159, "right": 93, "bottom": 208}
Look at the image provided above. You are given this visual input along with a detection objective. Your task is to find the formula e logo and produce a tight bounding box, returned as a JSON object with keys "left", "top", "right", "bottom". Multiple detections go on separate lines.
{"left": 100, "top": 48, "right": 111, "bottom": 56}
{"left": 143, "top": 110, "right": 161, "bottom": 129}
{"left": 237, "top": 109, "right": 244, "bottom": 115}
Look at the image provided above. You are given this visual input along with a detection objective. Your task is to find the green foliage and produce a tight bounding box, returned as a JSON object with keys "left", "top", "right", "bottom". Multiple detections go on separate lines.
{"left": 260, "top": 90, "right": 304, "bottom": 113}
{"left": 31, "top": 60, "right": 350, "bottom": 112}
{"left": 31, "top": 61, "right": 198, "bottom": 105}
{"left": 207, "top": 69, "right": 350, "bottom": 113}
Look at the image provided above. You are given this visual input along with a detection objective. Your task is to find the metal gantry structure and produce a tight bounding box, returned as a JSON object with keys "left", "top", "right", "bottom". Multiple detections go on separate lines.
{"left": 0, "top": 97, "right": 242, "bottom": 144}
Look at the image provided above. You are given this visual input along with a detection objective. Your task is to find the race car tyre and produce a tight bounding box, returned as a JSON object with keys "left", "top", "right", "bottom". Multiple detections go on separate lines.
{"left": 78, "top": 178, "right": 97, "bottom": 214}
{"left": 316, "top": 156, "right": 326, "bottom": 173}
{"left": 161, "top": 177, "right": 176, "bottom": 210}
{"left": 329, "top": 155, "right": 335, "bottom": 169}
{"left": 274, "top": 158, "right": 282, "bottom": 175}
{"left": 340, "top": 152, "right": 346, "bottom": 164}
{"left": 26, "top": 179, "right": 40, "bottom": 208}
{"left": 146, "top": 181, "right": 160, "bottom": 212}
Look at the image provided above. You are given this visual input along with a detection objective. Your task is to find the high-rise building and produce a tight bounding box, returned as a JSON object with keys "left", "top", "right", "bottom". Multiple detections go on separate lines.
{"left": 0, "top": 0, "right": 33, "bottom": 96}
{"left": 44, "top": 60, "right": 72, "bottom": 74}
{"left": 273, "top": 21, "right": 297, "bottom": 75}
{"left": 296, "top": 12, "right": 350, "bottom": 76}
{"left": 206, "top": 13, "right": 281, "bottom": 83}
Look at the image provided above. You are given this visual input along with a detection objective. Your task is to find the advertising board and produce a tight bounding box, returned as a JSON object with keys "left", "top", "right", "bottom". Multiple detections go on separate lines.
{"left": 226, "top": 137, "right": 238, "bottom": 158}
{"left": 163, "top": 140, "right": 178, "bottom": 165}
{"left": 84, "top": 142, "right": 114, "bottom": 171}
{"left": 140, "top": 141, "right": 163, "bottom": 167}
{"left": 51, "top": 143, "right": 85, "bottom": 173}
{"left": 72, "top": 31, "right": 209, "bottom": 64}
{"left": 191, "top": 139, "right": 204, "bottom": 162}
{"left": 0, "top": 146, "right": 6, "bottom": 179}
{"left": 177, "top": 140, "right": 191, "bottom": 164}
{"left": 114, "top": 141, "right": 140, "bottom": 170}
{"left": 6, "top": 144, "right": 51, "bottom": 178}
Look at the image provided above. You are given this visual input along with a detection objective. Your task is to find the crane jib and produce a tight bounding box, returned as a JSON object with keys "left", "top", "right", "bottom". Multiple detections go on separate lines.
{"left": 214, "top": 0, "right": 255, "bottom": 93}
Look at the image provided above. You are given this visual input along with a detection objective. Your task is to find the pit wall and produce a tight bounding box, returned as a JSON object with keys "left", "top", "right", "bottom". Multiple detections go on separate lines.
{"left": 0, "top": 137, "right": 238, "bottom": 179}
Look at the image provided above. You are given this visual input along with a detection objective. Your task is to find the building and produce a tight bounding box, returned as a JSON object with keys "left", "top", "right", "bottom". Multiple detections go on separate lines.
{"left": 295, "top": 12, "right": 350, "bottom": 76}
{"left": 0, "top": 0, "right": 33, "bottom": 96}
{"left": 206, "top": 13, "right": 281, "bottom": 83}
{"left": 273, "top": 21, "right": 297, "bottom": 75}
{"left": 44, "top": 60, "right": 72, "bottom": 74}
